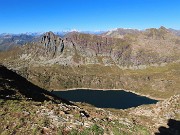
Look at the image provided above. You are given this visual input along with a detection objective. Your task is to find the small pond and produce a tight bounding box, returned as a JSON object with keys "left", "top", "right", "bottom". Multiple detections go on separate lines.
{"left": 52, "top": 89, "right": 158, "bottom": 109}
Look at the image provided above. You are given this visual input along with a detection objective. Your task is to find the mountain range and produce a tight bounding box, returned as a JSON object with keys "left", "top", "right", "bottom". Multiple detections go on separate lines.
{"left": 0, "top": 26, "right": 180, "bottom": 134}
{"left": 0, "top": 26, "right": 179, "bottom": 98}
{"left": 1, "top": 27, "right": 179, "bottom": 52}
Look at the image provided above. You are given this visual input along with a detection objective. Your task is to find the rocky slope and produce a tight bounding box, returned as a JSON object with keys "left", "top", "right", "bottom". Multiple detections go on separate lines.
{"left": 0, "top": 65, "right": 179, "bottom": 135}
{"left": 168, "top": 28, "right": 180, "bottom": 36}
{"left": 0, "top": 27, "right": 179, "bottom": 99}
{"left": 129, "top": 94, "right": 180, "bottom": 134}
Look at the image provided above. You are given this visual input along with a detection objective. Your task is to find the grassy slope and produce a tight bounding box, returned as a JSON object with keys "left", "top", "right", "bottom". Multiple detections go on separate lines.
{"left": 15, "top": 62, "right": 179, "bottom": 100}
{"left": 0, "top": 64, "right": 157, "bottom": 135}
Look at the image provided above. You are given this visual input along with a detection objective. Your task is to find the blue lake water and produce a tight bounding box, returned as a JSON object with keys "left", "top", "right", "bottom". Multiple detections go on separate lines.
{"left": 52, "top": 89, "right": 158, "bottom": 109}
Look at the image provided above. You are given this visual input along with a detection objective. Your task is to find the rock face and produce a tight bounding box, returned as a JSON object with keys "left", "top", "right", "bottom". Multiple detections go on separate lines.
{"left": 41, "top": 32, "right": 64, "bottom": 55}
{"left": 65, "top": 32, "right": 131, "bottom": 58}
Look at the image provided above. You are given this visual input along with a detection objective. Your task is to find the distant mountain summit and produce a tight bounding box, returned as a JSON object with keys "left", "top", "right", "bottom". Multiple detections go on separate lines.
{"left": 0, "top": 34, "right": 39, "bottom": 51}
{"left": 101, "top": 28, "right": 140, "bottom": 38}
{"left": 101, "top": 26, "right": 180, "bottom": 38}
{"left": 168, "top": 28, "right": 180, "bottom": 36}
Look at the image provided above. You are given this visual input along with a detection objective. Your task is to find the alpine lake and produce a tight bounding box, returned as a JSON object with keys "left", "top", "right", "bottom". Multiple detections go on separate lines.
{"left": 52, "top": 89, "right": 158, "bottom": 109}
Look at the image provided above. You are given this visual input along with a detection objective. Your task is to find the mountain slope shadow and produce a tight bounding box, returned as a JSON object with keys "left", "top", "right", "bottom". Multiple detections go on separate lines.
{"left": 0, "top": 64, "right": 72, "bottom": 104}
{"left": 155, "top": 119, "right": 180, "bottom": 135}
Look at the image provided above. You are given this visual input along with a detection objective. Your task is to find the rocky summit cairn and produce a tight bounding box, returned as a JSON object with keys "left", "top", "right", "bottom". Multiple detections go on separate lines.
{"left": 41, "top": 31, "right": 64, "bottom": 55}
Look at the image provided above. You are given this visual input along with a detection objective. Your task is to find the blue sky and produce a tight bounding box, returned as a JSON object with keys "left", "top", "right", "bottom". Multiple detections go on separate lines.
{"left": 0, "top": 0, "right": 180, "bottom": 33}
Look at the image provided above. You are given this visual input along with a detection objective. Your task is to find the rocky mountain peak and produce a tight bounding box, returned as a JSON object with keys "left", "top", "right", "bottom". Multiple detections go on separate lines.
{"left": 41, "top": 32, "right": 64, "bottom": 54}
{"left": 144, "top": 26, "right": 171, "bottom": 39}
{"left": 41, "top": 31, "right": 62, "bottom": 44}
{"left": 44, "top": 31, "right": 56, "bottom": 38}
{"left": 159, "top": 26, "right": 167, "bottom": 30}
{"left": 101, "top": 28, "right": 140, "bottom": 38}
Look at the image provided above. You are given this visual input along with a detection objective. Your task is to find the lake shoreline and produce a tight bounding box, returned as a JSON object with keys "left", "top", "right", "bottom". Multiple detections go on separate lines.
{"left": 53, "top": 88, "right": 164, "bottom": 101}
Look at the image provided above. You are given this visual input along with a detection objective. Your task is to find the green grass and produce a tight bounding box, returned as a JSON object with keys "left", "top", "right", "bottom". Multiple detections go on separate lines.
{"left": 68, "top": 124, "right": 104, "bottom": 135}
{"left": 133, "top": 125, "right": 150, "bottom": 135}
{"left": 12, "top": 61, "right": 179, "bottom": 100}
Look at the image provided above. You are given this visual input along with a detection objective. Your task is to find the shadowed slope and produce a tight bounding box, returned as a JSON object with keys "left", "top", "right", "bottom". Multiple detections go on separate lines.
{"left": 155, "top": 119, "right": 180, "bottom": 135}
{"left": 0, "top": 64, "right": 72, "bottom": 104}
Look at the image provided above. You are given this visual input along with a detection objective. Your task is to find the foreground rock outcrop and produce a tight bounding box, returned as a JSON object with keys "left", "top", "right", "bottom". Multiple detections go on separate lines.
{"left": 129, "top": 94, "right": 180, "bottom": 133}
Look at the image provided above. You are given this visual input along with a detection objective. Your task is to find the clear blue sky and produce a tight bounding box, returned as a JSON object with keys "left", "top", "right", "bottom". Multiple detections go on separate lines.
{"left": 0, "top": 0, "right": 180, "bottom": 33}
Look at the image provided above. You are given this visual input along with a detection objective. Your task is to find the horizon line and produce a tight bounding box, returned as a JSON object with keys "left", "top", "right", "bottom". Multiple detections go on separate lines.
{"left": 0, "top": 26, "right": 179, "bottom": 35}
